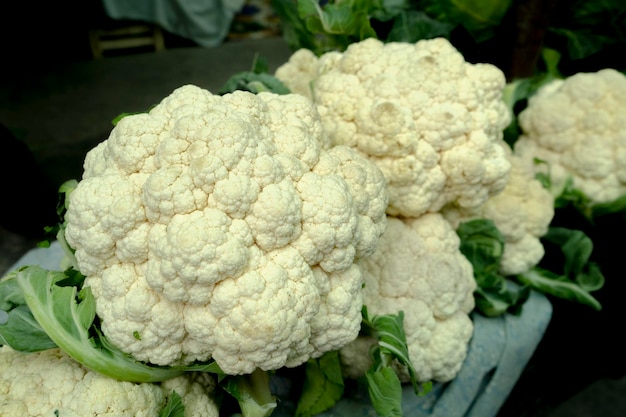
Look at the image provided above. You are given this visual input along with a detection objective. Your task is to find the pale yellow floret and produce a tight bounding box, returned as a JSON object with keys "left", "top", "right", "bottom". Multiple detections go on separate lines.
{"left": 340, "top": 214, "right": 476, "bottom": 383}
{"left": 0, "top": 346, "right": 219, "bottom": 417}
{"left": 514, "top": 68, "right": 626, "bottom": 204}
{"left": 443, "top": 150, "right": 555, "bottom": 275}
{"left": 275, "top": 37, "right": 512, "bottom": 218}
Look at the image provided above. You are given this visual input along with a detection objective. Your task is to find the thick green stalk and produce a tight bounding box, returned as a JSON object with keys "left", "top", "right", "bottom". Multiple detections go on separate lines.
{"left": 227, "top": 369, "right": 277, "bottom": 417}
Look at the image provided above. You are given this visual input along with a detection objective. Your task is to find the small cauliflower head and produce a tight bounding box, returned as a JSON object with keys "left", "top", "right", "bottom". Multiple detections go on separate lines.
{"left": 64, "top": 85, "right": 388, "bottom": 375}
{"left": 514, "top": 68, "right": 626, "bottom": 204}
{"left": 276, "top": 37, "right": 512, "bottom": 217}
{"left": 0, "top": 346, "right": 219, "bottom": 417}
{"left": 340, "top": 214, "right": 476, "bottom": 383}
{"left": 443, "top": 150, "right": 555, "bottom": 275}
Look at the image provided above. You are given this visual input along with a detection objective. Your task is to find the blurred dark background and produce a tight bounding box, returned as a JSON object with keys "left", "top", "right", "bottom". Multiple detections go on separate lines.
{"left": 0, "top": 0, "right": 284, "bottom": 242}
{"left": 1, "top": 1, "right": 625, "bottom": 416}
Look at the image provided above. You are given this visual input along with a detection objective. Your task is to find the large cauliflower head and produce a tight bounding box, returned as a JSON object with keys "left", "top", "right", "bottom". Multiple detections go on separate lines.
{"left": 339, "top": 214, "right": 476, "bottom": 383}
{"left": 64, "top": 85, "right": 388, "bottom": 375}
{"left": 275, "top": 37, "right": 512, "bottom": 217}
{"left": 443, "top": 149, "right": 555, "bottom": 275}
{"left": 514, "top": 68, "right": 626, "bottom": 204}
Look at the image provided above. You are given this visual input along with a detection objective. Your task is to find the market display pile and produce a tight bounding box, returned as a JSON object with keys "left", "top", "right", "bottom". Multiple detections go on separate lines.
{"left": 1, "top": 27, "right": 625, "bottom": 417}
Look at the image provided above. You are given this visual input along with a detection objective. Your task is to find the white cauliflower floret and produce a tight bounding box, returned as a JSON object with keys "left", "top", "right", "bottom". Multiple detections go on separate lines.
{"left": 0, "top": 345, "right": 219, "bottom": 417}
{"left": 64, "top": 85, "right": 388, "bottom": 375}
{"left": 514, "top": 68, "right": 626, "bottom": 204}
{"left": 272, "top": 48, "right": 319, "bottom": 100}
{"left": 340, "top": 214, "right": 476, "bottom": 383}
{"left": 276, "top": 37, "right": 512, "bottom": 217}
{"left": 162, "top": 372, "right": 218, "bottom": 417}
{"left": 443, "top": 150, "right": 555, "bottom": 275}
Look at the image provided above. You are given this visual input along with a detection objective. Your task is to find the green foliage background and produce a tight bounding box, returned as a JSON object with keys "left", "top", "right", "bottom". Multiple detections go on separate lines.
{"left": 271, "top": 0, "right": 626, "bottom": 80}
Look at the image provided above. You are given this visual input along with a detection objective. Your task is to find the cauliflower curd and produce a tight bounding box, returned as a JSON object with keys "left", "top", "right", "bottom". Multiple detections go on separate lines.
{"left": 0, "top": 346, "right": 219, "bottom": 417}
{"left": 514, "top": 68, "right": 626, "bottom": 204}
{"left": 340, "top": 215, "right": 476, "bottom": 383}
{"left": 275, "top": 37, "right": 517, "bottom": 383}
{"left": 64, "top": 85, "right": 388, "bottom": 375}
{"left": 443, "top": 151, "right": 555, "bottom": 275}
{"left": 276, "top": 37, "right": 512, "bottom": 217}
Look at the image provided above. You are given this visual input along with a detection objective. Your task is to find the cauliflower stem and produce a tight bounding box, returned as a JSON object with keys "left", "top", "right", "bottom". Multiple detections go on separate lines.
{"left": 223, "top": 369, "right": 277, "bottom": 417}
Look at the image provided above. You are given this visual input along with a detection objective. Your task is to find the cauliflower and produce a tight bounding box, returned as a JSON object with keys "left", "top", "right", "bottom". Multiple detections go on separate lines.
{"left": 513, "top": 68, "right": 626, "bottom": 204}
{"left": 0, "top": 345, "right": 219, "bottom": 417}
{"left": 161, "top": 373, "right": 219, "bottom": 417}
{"left": 443, "top": 149, "right": 555, "bottom": 275}
{"left": 340, "top": 214, "right": 476, "bottom": 383}
{"left": 63, "top": 85, "right": 388, "bottom": 375}
{"left": 275, "top": 37, "right": 512, "bottom": 217}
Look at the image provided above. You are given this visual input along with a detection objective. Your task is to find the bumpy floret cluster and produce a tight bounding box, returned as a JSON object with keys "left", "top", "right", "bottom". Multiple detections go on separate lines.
{"left": 0, "top": 346, "right": 218, "bottom": 417}
{"left": 275, "top": 37, "right": 516, "bottom": 384}
{"left": 340, "top": 214, "right": 476, "bottom": 383}
{"left": 64, "top": 85, "right": 388, "bottom": 375}
{"left": 443, "top": 150, "right": 555, "bottom": 275}
{"left": 514, "top": 68, "right": 626, "bottom": 204}
{"left": 276, "top": 37, "right": 512, "bottom": 217}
